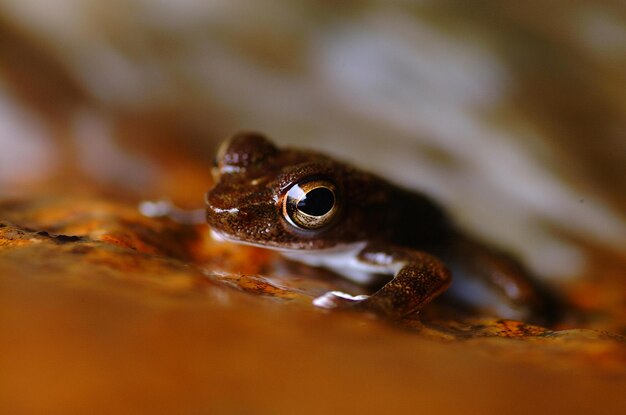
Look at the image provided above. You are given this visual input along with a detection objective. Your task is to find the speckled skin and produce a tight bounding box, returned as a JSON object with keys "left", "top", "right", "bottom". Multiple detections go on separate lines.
{"left": 206, "top": 132, "right": 557, "bottom": 320}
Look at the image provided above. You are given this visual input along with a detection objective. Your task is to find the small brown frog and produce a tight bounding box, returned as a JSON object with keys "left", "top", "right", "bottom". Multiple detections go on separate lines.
{"left": 206, "top": 132, "right": 557, "bottom": 322}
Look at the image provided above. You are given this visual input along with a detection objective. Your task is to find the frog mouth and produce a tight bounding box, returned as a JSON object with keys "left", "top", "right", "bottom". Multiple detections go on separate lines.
{"left": 209, "top": 228, "right": 363, "bottom": 255}
{"left": 209, "top": 228, "right": 284, "bottom": 250}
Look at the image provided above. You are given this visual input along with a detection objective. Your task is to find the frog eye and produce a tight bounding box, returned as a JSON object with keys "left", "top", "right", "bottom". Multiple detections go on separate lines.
{"left": 283, "top": 180, "right": 338, "bottom": 230}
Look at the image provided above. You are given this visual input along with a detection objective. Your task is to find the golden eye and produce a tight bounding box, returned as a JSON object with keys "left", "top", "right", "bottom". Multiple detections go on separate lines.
{"left": 283, "top": 180, "right": 338, "bottom": 230}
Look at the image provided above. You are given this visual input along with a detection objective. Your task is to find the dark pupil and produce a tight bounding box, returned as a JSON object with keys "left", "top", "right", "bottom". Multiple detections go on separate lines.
{"left": 297, "top": 187, "right": 335, "bottom": 216}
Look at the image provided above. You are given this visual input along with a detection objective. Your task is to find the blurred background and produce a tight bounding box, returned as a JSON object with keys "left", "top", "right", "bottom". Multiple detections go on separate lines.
{"left": 0, "top": 0, "right": 625, "bottom": 281}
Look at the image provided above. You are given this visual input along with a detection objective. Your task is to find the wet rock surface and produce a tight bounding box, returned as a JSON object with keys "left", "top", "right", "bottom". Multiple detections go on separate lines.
{"left": 1, "top": 194, "right": 625, "bottom": 414}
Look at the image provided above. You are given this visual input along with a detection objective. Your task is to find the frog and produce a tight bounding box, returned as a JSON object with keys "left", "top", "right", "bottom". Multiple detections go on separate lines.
{"left": 205, "top": 132, "right": 558, "bottom": 322}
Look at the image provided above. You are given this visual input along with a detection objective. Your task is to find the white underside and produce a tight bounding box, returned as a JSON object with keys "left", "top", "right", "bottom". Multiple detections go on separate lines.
{"left": 283, "top": 241, "right": 403, "bottom": 284}
{"left": 211, "top": 230, "right": 399, "bottom": 284}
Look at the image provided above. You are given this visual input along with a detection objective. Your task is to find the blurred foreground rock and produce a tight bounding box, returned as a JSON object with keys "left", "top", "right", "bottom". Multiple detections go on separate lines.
{"left": 1, "top": 194, "right": 625, "bottom": 414}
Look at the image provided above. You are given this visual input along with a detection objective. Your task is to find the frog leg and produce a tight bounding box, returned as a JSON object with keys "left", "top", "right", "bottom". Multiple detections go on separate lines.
{"left": 313, "top": 243, "right": 451, "bottom": 318}
{"left": 443, "top": 235, "right": 560, "bottom": 324}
